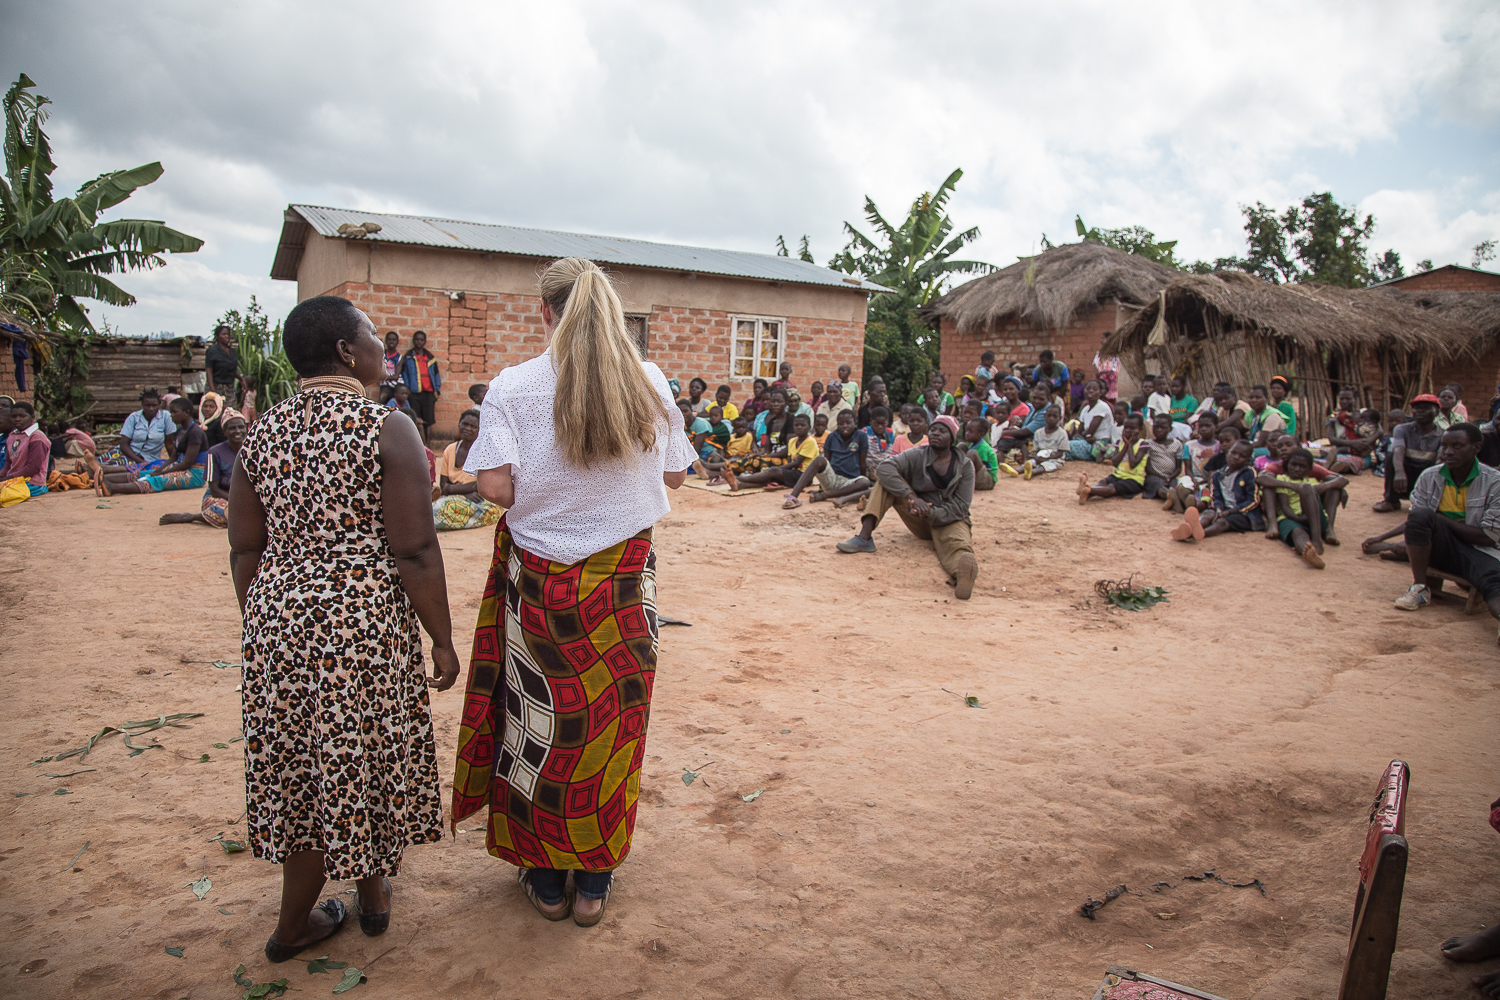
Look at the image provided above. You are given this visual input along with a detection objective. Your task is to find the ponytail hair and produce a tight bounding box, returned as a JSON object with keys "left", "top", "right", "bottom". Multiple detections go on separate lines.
{"left": 542, "top": 257, "right": 667, "bottom": 466}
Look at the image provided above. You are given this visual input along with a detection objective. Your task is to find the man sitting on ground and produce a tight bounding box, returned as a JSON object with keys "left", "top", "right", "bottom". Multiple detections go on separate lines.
{"left": 1373, "top": 394, "right": 1443, "bottom": 513}
{"left": 1389, "top": 423, "right": 1500, "bottom": 641}
{"left": 783, "top": 409, "right": 871, "bottom": 509}
{"left": 836, "top": 415, "right": 979, "bottom": 599}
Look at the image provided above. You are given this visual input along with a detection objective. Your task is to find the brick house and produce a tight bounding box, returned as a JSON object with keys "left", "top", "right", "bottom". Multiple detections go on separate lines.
{"left": 270, "top": 206, "right": 885, "bottom": 436}
{"left": 1370, "top": 267, "right": 1500, "bottom": 399}
{"left": 1371, "top": 264, "right": 1500, "bottom": 294}
{"left": 923, "top": 242, "right": 1177, "bottom": 397}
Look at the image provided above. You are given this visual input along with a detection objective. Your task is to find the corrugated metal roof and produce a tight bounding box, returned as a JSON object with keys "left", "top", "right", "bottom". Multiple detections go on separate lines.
{"left": 271, "top": 204, "right": 890, "bottom": 293}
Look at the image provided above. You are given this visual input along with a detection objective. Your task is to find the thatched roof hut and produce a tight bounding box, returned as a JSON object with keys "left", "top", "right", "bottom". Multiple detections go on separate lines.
{"left": 924, "top": 241, "right": 1178, "bottom": 334}
{"left": 1102, "top": 269, "right": 1500, "bottom": 431}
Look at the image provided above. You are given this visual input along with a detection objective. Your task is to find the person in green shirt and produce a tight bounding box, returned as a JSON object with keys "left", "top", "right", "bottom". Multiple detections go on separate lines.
{"left": 1269, "top": 375, "right": 1297, "bottom": 437}
{"left": 1167, "top": 376, "right": 1198, "bottom": 423}
{"left": 959, "top": 416, "right": 998, "bottom": 490}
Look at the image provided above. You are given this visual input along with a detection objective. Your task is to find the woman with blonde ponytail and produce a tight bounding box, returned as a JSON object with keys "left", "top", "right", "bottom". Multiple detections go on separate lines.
{"left": 452, "top": 258, "right": 698, "bottom": 927}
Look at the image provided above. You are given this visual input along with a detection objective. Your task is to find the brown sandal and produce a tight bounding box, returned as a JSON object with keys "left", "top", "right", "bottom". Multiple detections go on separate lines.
{"left": 518, "top": 869, "right": 570, "bottom": 921}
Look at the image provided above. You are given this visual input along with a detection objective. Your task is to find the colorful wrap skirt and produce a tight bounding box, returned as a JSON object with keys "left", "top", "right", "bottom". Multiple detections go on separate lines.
{"left": 139, "top": 465, "right": 206, "bottom": 493}
{"left": 452, "top": 518, "right": 658, "bottom": 871}
{"left": 100, "top": 445, "right": 164, "bottom": 475}
{"left": 724, "top": 453, "right": 786, "bottom": 475}
{"left": 201, "top": 491, "right": 228, "bottom": 528}
{"left": 433, "top": 494, "right": 504, "bottom": 532}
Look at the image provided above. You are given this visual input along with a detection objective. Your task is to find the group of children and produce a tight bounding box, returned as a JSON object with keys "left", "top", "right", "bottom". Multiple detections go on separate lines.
{"left": 663, "top": 349, "right": 1495, "bottom": 579}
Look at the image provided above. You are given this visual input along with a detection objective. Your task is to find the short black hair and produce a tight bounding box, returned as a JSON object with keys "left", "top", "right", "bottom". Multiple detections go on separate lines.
{"left": 1039, "top": 349, "right": 1054, "bottom": 361}
{"left": 12, "top": 400, "right": 35, "bottom": 417}
{"left": 870, "top": 405, "right": 891, "bottom": 422}
{"left": 1123, "top": 413, "right": 1144, "bottom": 428}
{"left": 689, "top": 377, "right": 707, "bottom": 392}
{"left": 981, "top": 350, "right": 995, "bottom": 362}
{"left": 284, "top": 296, "right": 363, "bottom": 377}
{"left": 1288, "top": 446, "right": 1314, "bottom": 466}
{"left": 717, "top": 384, "right": 731, "bottom": 394}
{"left": 168, "top": 396, "right": 193, "bottom": 413}
{"left": 460, "top": 408, "right": 481, "bottom": 423}
{"left": 1250, "top": 384, "right": 1268, "bottom": 394}
{"left": 1446, "top": 422, "right": 1483, "bottom": 445}
{"left": 140, "top": 388, "right": 160, "bottom": 402}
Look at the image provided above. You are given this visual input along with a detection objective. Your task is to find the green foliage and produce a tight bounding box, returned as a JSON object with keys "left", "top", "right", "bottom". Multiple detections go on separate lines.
{"left": 827, "top": 168, "right": 991, "bottom": 404}
{"left": 217, "top": 295, "right": 297, "bottom": 408}
{"left": 1474, "top": 239, "right": 1497, "bottom": 269}
{"left": 1095, "top": 575, "right": 1170, "bottom": 611}
{"left": 1209, "top": 193, "right": 1395, "bottom": 288}
{"left": 32, "top": 317, "right": 94, "bottom": 420}
{"left": 0, "top": 73, "right": 202, "bottom": 333}
{"left": 774, "top": 235, "right": 816, "bottom": 263}
{"left": 1371, "top": 249, "right": 1405, "bottom": 283}
{"left": 1074, "top": 216, "right": 1180, "bottom": 267}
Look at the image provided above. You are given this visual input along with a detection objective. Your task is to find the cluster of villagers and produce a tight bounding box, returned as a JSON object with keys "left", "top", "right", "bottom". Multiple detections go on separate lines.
{"left": 6, "top": 254, "right": 1499, "bottom": 992}
{"left": 660, "top": 346, "right": 1500, "bottom": 639}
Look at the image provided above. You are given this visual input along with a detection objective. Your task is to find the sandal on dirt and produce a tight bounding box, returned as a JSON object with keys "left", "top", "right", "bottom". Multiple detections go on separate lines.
{"left": 354, "top": 877, "right": 392, "bottom": 936}
{"left": 782, "top": 495, "right": 802, "bottom": 509}
{"left": 518, "top": 869, "right": 570, "bottom": 922}
{"left": 1371, "top": 500, "right": 1401, "bottom": 513}
{"left": 572, "top": 880, "right": 613, "bottom": 928}
{"left": 264, "top": 898, "right": 347, "bottom": 963}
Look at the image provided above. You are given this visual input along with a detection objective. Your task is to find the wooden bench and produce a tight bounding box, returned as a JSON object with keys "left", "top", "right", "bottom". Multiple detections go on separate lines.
{"left": 1425, "top": 570, "right": 1487, "bottom": 615}
{"left": 1091, "top": 760, "right": 1410, "bottom": 1000}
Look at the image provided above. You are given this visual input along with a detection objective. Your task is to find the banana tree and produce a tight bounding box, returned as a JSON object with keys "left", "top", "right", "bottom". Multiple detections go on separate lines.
{"left": 828, "top": 168, "right": 991, "bottom": 403}
{"left": 1, "top": 73, "right": 203, "bottom": 332}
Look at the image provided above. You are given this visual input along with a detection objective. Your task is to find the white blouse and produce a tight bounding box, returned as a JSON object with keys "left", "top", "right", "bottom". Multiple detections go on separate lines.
{"left": 464, "top": 350, "right": 699, "bottom": 564}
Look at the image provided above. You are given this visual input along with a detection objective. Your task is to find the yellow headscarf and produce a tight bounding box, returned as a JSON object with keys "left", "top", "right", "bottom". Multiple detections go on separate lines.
{"left": 198, "top": 391, "right": 224, "bottom": 426}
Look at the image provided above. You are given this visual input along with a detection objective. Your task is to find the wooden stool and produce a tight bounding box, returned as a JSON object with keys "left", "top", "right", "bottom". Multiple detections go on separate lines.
{"left": 1425, "top": 570, "right": 1487, "bottom": 615}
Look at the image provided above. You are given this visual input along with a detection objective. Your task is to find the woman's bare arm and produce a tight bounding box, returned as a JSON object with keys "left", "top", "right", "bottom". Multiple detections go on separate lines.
{"left": 381, "top": 414, "right": 460, "bottom": 691}
{"left": 227, "top": 461, "right": 268, "bottom": 614}
{"left": 476, "top": 465, "right": 514, "bottom": 508}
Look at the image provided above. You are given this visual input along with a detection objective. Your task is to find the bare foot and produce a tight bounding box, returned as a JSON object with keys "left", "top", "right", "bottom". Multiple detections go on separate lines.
{"left": 1300, "top": 543, "right": 1325, "bottom": 569}
{"left": 723, "top": 468, "right": 739, "bottom": 490}
{"left": 1265, "top": 527, "right": 1281, "bottom": 540}
{"left": 1378, "top": 549, "right": 1409, "bottom": 562}
{"left": 1443, "top": 924, "right": 1500, "bottom": 963}
{"left": 1325, "top": 531, "right": 1340, "bottom": 546}
{"left": 1474, "top": 969, "right": 1500, "bottom": 997}
{"left": 1076, "top": 473, "right": 1091, "bottom": 505}
{"left": 159, "top": 513, "right": 200, "bottom": 525}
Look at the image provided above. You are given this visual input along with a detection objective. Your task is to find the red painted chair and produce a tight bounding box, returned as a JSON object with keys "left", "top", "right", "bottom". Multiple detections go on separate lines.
{"left": 1091, "top": 760, "right": 1410, "bottom": 1000}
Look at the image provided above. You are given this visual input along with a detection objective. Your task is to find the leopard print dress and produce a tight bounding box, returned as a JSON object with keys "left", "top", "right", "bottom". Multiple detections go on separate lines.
{"left": 239, "top": 388, "right": 444, "bottom": 879}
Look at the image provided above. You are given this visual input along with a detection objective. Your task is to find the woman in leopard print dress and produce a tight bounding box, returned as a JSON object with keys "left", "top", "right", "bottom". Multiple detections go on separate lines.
{"left": 229, "top": 296, "right": 461, "bottom": 962}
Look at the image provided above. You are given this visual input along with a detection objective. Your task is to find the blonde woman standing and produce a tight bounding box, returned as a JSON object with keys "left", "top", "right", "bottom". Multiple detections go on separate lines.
{"left": 451, "top": 258, "right": 698, "bottom": 926}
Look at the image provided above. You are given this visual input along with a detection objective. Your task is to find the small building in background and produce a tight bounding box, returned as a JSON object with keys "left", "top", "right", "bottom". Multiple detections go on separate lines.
{"left": 1371, "top": 264, "right": 1500, "bottom": 294}
{"left": 270, "top": 205, "right": 886, "bottom": 435}
{"left": 923, "top": 242, "right": 1178, "bottom": 394}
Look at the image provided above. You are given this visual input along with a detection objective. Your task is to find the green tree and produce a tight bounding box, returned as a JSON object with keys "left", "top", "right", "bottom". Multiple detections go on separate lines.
{"left": 1208, "top": 194, "right": 1398, "bottom": 287}
{"left": 1072, "top": 216, "right": 1181, "bottom": 267}
{"left": 2, "top": 73, "right": 203, "bottom": 417}
{"left": 1371, "top": 249, "right": 1404, "bottom": 283}
{"left": 828, "top": 168, "right": 990, "bottom": 404}
{"left": 216, "top": 296, "right": 298, "bottom": 409}
{"left": 774, "top": 234, "right": 816, "bottom": 262}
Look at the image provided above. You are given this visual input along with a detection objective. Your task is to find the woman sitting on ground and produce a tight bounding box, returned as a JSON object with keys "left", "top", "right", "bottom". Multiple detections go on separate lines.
{"left": 717, "top": 389, "right": 793, "bottom": 486}
{"left": 97, "top": 388, "right": 175, "bottom": 478}
{"left": 161, "top": 409, "right": 248, "bottom": 527}
{"left": 199, "top": 391, "right": 227, "bottom": 446}
{"left": 99, "top": 397, "right": 207, "bottom": 495}
{"left": 433, "top": 408, "right": 505, "bottom": 531}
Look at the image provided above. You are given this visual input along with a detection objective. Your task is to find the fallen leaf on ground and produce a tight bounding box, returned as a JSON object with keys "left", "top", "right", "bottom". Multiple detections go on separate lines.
{"left": 218, "top": 906, "right": 234, "bottom": 915}
{"left": 54, "top": 788, "right": 71, "bottom": 795}
{"left": 186, "top": 876, "right": 211, "bottom": 900}
{"left": 220, "top": 839, "right": 246, "bottom": 853}
{"left": 213, "top": 743, "right": 229, "bottom": 749}
{"left": 306, "top": 955, "right": 350, "bottom": 975}
{"left": 233, "top": 965, "right": 254, "bottom": 987}
{"left": 165, "top": 945, "right": 184, "bottom": 957}
{"left": 742, "top": 789, "right": 764, "bottom": 802}
{"left": 332, "top": 966, "right": 367, "bottom": 993}
{"left": 44, "top": 769, "right": 96, "bottom": 778}
{"left": 965, "top": 695, "right": 983, "bottom": 708}
{"left": 197, "top": 754, "right": 211, "bottom": 763}
{"left": 681, "top": 771, "right": 697, "bottom": 786}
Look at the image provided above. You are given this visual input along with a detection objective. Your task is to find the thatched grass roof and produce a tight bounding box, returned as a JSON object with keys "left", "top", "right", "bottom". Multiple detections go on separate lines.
{"left": 1104, "top": 270, "right": 1496, "bottom": 360}
{"left": 923, "top": 241, "right": 1179, "bottom": 334}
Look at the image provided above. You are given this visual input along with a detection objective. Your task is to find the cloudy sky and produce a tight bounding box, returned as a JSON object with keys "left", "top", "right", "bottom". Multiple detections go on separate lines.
{"left": 4, "top": 1, "right": 1497, "bottom": 337}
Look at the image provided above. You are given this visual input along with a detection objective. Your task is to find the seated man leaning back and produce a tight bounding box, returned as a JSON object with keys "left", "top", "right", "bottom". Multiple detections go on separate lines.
{"left": 835, "top": 414, "right": 979, "bottom": 600}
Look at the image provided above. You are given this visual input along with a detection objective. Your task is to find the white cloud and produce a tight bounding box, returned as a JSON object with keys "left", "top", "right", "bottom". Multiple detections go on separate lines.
{"left": 3, "top": 0, "right": 1496, "bottom": 336}
{"left": 1360, "top": 187, "right": 1500, "bottom": 269}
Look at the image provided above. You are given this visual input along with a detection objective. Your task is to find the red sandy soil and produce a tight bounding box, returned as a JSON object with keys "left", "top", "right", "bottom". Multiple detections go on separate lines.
{"left": 0, "top": 470, "right": 1496, "bottom": 999}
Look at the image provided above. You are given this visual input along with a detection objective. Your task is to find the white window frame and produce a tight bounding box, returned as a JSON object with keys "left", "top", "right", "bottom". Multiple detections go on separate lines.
{"left": 729, "top": 315, "right": 785, "bottom": 381}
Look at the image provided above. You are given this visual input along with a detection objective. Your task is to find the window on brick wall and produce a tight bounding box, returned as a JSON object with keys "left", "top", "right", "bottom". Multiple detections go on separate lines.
{"left": 625, "top": 314, "right": 649, "bottom": 359}
{"left": 730, "top": 316, "right": 784, "bottom": 380}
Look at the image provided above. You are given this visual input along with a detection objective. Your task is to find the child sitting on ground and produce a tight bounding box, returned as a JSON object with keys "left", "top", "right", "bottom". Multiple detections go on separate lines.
{"left": 706, "top": 405, "right": 733, "bottom": 456}
{"left": 1077, "top": 413, "right": 1150, "bottom": 503}
{"left": 959, "top": 416, "right": 999, "bottom": 490}
{"left": 1019, "top": 405, "right": 1070, "bottom": 476}
{"left": 1171, "top": 439, "right": 1263, "bottom": 542}
{"left": 1162, "top": 413, "right": 1223, "bottom": 513}
{"left": 891, "top": 409, "right": 928, "bottom": 454}
{"left": 1258, "top": 447, "right": 1337, "bottom": 569}
{"left": 1258, "top": 436, "right": 1349, "bottom": 546}
{"left": 705, "top": 416, "right": 754, "bottom": 476}
{"left": 812, "top": 411, "right": 830, "bottom": 451}
{"left": 732, "top": 413, "right": 819, "bottom": 489}
{"left": 892, "top": 403, "right": 913, "bottom": 436}
{"left": 862, "top": 406, "right": 895, "bottom": 462}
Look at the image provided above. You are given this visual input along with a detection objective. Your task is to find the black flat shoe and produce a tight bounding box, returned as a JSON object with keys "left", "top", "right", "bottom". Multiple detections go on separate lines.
{"left": 355, "top": 877, "right": 392, "bottom": 936}
{"left": 264, "top": 898, "right": 347, "bottom": 963}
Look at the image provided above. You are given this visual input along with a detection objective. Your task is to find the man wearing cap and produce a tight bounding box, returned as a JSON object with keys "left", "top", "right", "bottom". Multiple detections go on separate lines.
{"left": 835, "top": 414, "right": 979, "bottom": 600}
{"left": 1374, "top": 394, "right": 1444, "bottom": 513}
{"left": 1389, "top": 423, "right": 1500, "bottom": 643}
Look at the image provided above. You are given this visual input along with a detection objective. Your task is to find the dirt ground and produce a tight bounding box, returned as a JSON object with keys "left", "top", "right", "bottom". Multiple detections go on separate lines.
{"left": 1, "top": 468, "right": 1497, "bottom": 1000}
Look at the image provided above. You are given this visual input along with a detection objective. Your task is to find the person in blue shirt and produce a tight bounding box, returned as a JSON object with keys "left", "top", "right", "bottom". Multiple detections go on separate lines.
{"left": 99, "top": 389, "right": 176, "bottom": 473}
{"left": 781, "top": 409, "right": 871, "bottom": 508}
